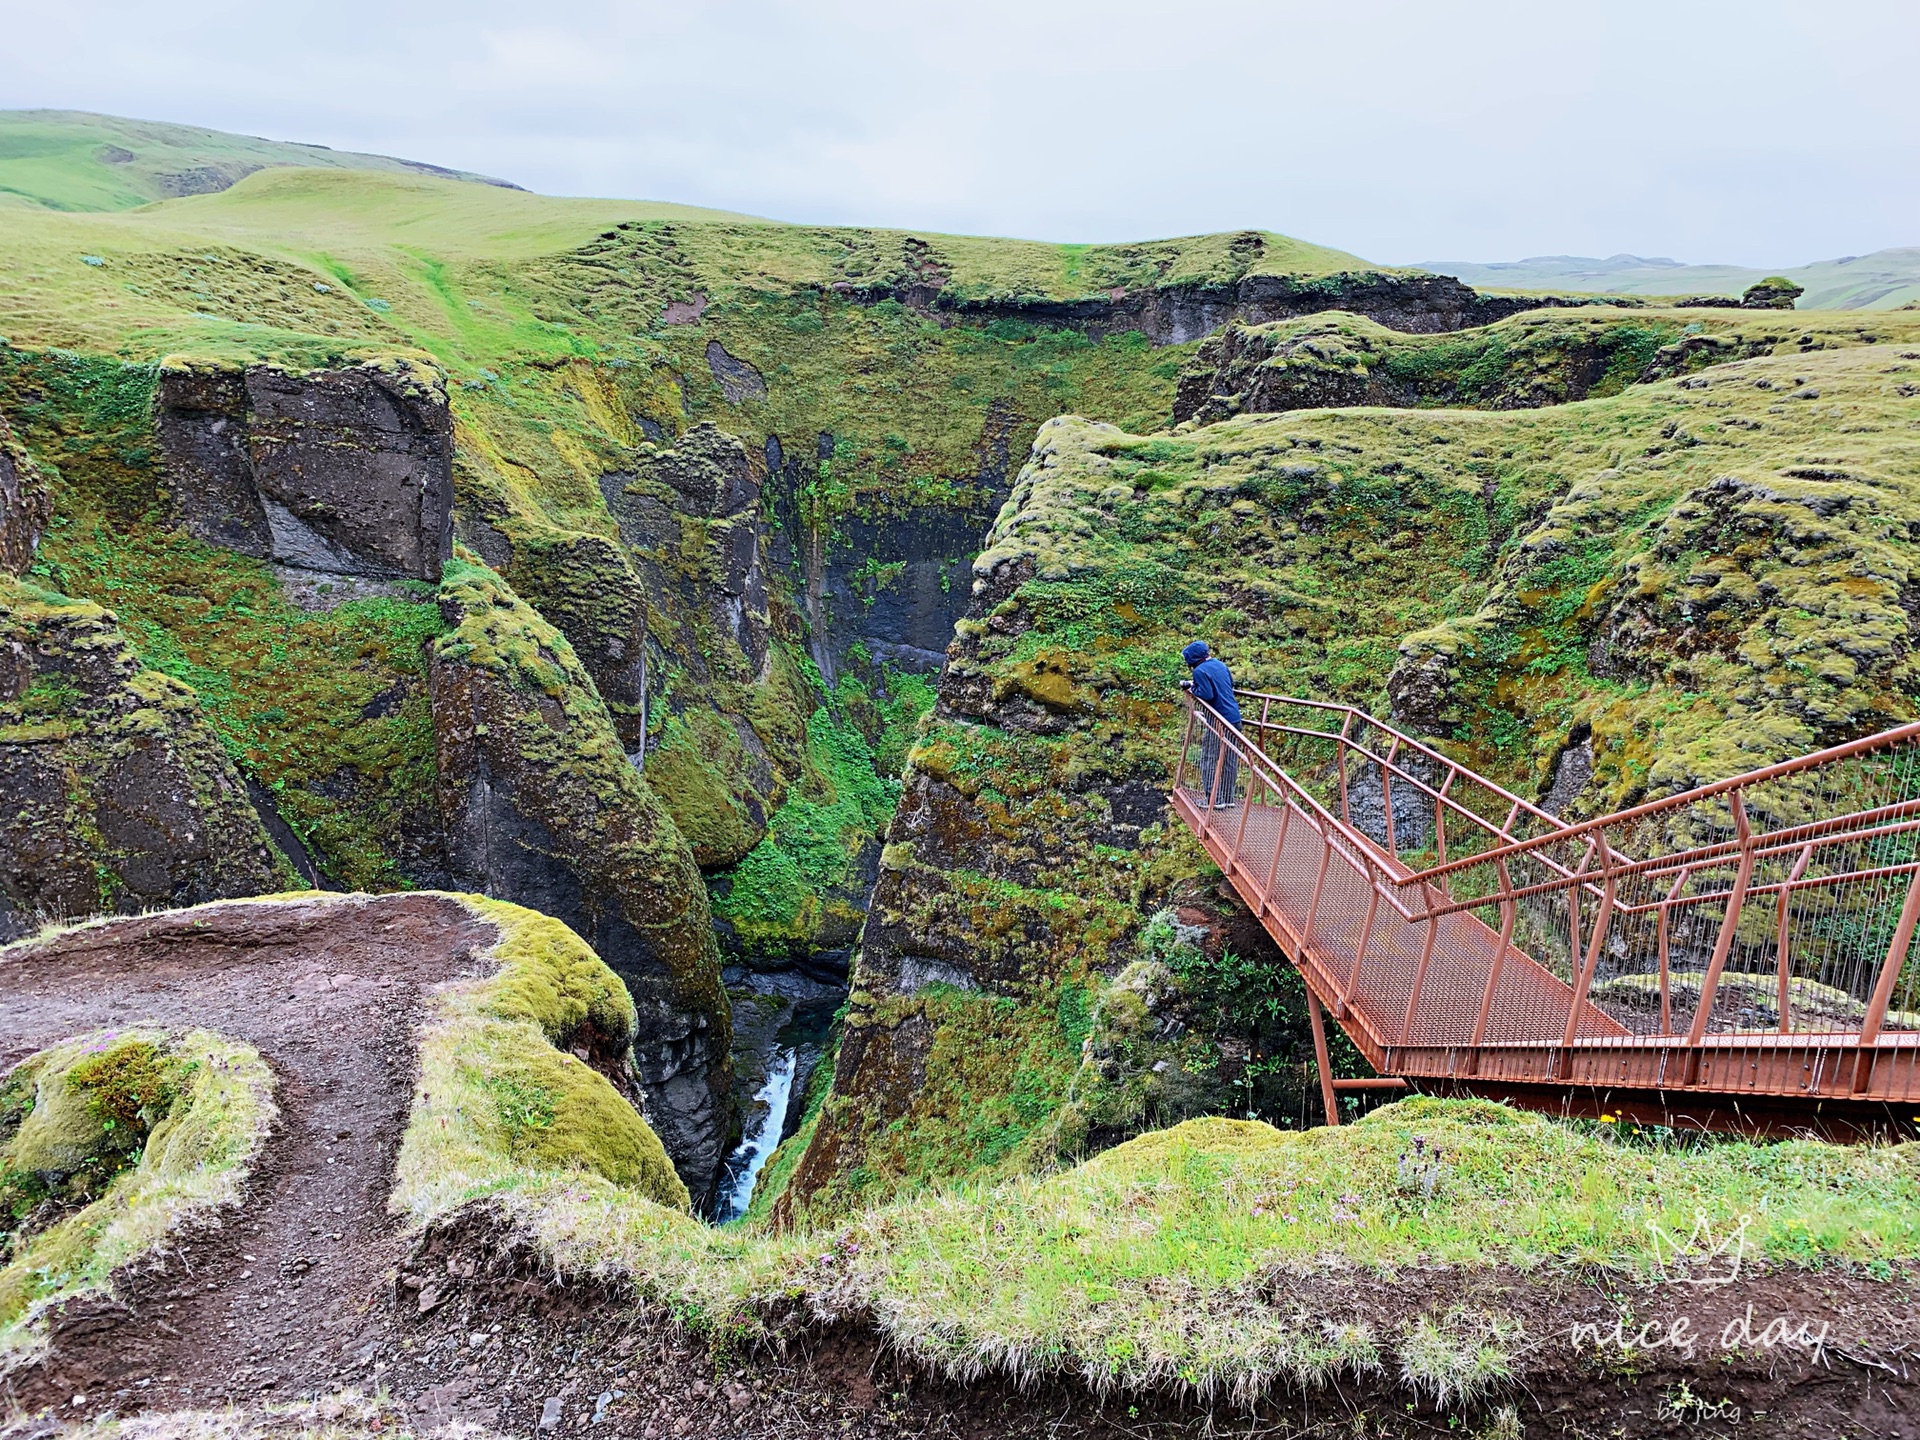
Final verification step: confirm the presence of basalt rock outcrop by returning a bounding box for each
[802,229,1592,344]
[1171,309,1894,425]
[763,407,1020,687]
[427,562,734,1201]
[156,359,454,579]
[0,410,52,575]
[0,574,289,940]
[937,267,1545,345]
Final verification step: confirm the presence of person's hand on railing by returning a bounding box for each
[1179,679,1193,693]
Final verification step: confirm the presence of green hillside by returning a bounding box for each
[1423,248,1920,310]
[0,108,541,211]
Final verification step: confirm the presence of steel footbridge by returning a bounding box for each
[1171,693,1920,1136]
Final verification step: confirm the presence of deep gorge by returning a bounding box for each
[4,126,1919,1434]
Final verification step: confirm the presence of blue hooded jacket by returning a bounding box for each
[1184,645,1240,726]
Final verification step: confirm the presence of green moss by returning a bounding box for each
[1183,308,1919,422]
[0,1029,275,1370]
[472,1039,673,1189]
[710,697,900,956]
[396,894,689,1217]
[643,713,757,867]
[0,349,449,890]
[465,902,640,1043]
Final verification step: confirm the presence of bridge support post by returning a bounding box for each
[1307,989,1340,1127]
[1854,863,1920,1094]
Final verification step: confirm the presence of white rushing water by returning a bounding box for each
[719,1047,797,1222]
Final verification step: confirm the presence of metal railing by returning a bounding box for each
[1170,690,1920,1129]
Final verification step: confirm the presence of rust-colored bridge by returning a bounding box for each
[1172,693,1920,1137]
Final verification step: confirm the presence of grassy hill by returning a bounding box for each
[0,109,542,212]
[1422,248,1920,310]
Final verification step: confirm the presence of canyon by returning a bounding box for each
[2,112,1918,1439]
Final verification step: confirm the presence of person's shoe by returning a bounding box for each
[1213,801,1237,810]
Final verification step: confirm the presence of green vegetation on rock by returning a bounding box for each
[402,1089,1920,1403]
[711,693,907,958]
[397,895,690,1216]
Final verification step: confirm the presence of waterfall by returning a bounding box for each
[716,1048,797,1222]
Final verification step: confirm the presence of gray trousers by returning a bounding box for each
[1197,715,1240,806]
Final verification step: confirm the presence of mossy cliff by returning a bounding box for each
[0,409,52,573]
[0,572,289,938]
[1175,307,1916,423]
[778,324,1920,1217]
[0,400,277,937]
[1,346,451,893]
[429,562,732,1201]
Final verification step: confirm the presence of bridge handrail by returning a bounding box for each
[1179,696,1428,926]
[1229,690,1920,891]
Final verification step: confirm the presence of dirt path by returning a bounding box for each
[0,893,496,1418]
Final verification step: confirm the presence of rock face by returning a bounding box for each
[0,410,52,575]
[598,424,799,869]
[764,406,1020,688]
[804,233,1572,344]
[939,267,1534,344]
[0,575,289,941]
[427,562,734,1202]
[1171,310,1837,425]
[157,360,453,580]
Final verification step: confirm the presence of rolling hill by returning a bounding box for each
[1421,247,1920,309]
[0,108,529,211]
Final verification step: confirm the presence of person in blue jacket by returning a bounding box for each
[1181,641,1240,808]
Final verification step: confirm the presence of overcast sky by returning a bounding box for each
[4,0,1914,266]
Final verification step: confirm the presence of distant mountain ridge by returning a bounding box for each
[0,109,523,212]
[1420,249,1920,310]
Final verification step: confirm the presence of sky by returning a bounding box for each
[2,0,1915,266]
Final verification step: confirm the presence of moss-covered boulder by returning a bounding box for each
[0,574,289,940]
[427,561,733,1201]
[1742,276,1804,310]
[1,1028,274,1370]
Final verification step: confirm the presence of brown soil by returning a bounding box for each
[375,1212,1920,1440]
[4,894,1917,1440]
[0,894,495,1418]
